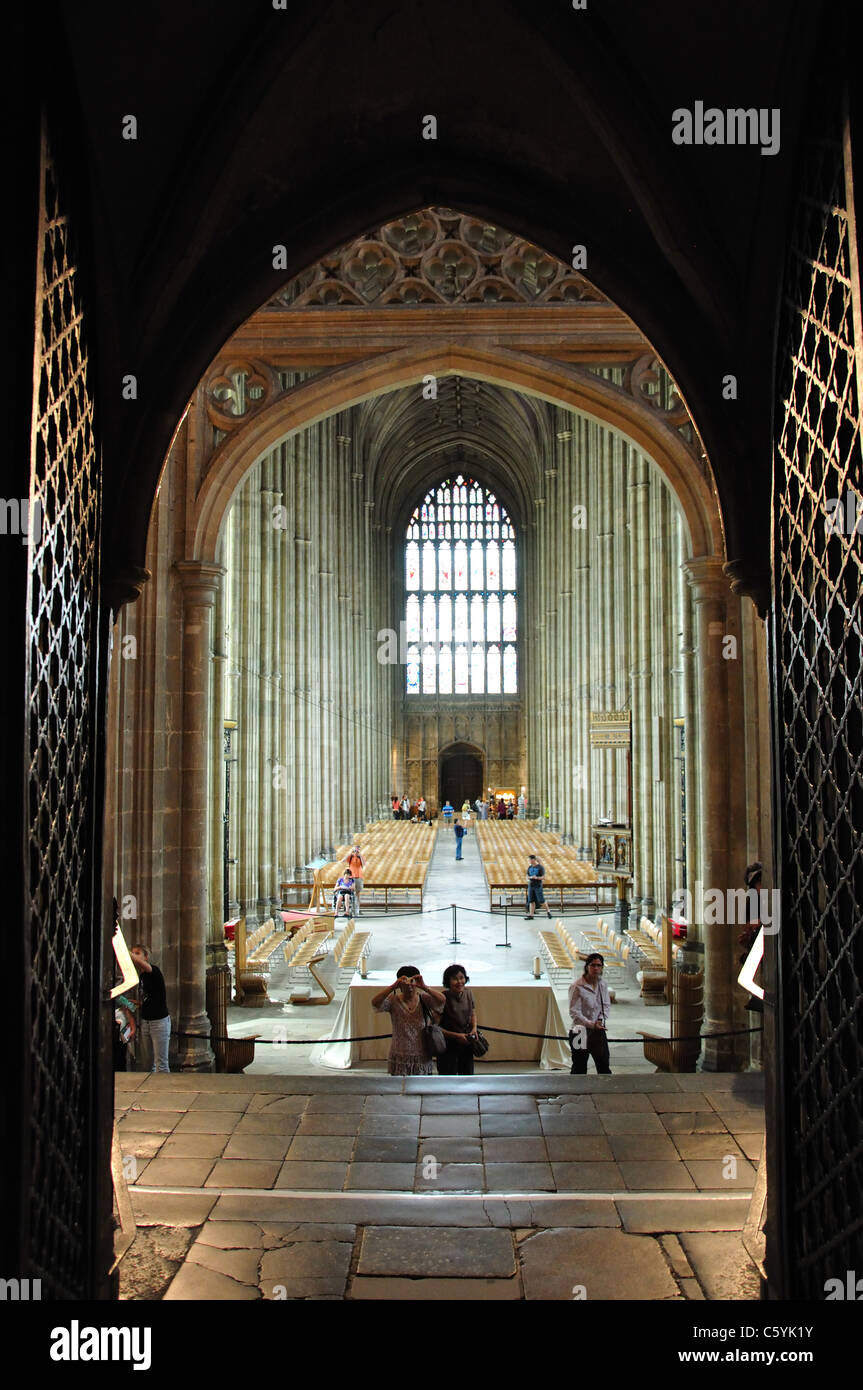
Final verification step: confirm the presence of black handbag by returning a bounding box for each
[421,999,447,1056]
[471,1030,489,1058]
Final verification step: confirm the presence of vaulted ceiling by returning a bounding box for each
[355,376,549,532]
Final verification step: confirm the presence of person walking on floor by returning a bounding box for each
[345,845,365,915]
[568,952,612,1074]
[524,853,552,919]
[371,966,446,1076]
[442,799,454,828]
[436,964,478,1076]
[454,817,467,860]
[130,943,172,1073]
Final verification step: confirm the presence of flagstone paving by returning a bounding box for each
[118,1071,764,1300]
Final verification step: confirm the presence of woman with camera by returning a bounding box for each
[371,967,445,1076]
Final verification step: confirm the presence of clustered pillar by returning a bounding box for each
[217,410,391,926]
[524,403,687,914]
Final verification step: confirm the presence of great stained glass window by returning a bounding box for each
[405,476,517,694]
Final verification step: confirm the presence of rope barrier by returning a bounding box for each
[171,1023,763,1048]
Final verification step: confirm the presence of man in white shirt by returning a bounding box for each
[568,953,612,1074]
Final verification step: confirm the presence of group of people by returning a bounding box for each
[391,794,428,821]
[394,792,530,822]
[113,943,172,1074]
[369,954,614,1077]
[371,963,481,1075]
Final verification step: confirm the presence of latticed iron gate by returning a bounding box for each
[772,88,863,1297]
[23,120,107,1299]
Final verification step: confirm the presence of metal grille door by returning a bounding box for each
[25,125,103,1298]
[774,102,863,1298]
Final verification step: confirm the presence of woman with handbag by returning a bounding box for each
[371,966,445,1076]
[436,964,485,1076]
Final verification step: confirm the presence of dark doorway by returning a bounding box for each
[440,744,484,810]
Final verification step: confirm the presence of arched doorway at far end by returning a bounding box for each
[440,743,484,810]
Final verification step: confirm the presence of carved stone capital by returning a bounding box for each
[723,558,770,618]
[683,554,729,605]
[174,559,226,608]
[105,565,151,619]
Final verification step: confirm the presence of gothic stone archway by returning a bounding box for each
[439,742,485,811]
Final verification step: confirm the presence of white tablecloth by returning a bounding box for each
[311,978,571,1070]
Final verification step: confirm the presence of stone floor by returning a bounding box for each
[117,1070,765,1300]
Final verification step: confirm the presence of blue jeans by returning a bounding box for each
[456,838,464,860]
[141,1015,171,1072]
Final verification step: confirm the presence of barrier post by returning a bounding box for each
[497,899,511,948]
[449,903,461,945]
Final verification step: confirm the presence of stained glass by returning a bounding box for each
[406,542,419,591]
[406,594,420,642]
[438,595,452,642]
[407,648,420,693]
[503,594,517,641]
[454,594,469,643]
[438,644,453,693]
[422,594,437,643]
[503,644,517,692]
[405,476,517,694]
[454,540,468,589]
[454,645,469,692]
[486,541,499,589]
[438,541,452,590]
[502,540,516,589]
[422,644,436,693]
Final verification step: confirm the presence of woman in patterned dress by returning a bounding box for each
[371,966,446,1076]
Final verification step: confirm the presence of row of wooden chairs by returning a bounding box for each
[537,920,578,981]
[332,920,372,978]
[244,917,289,967]
[579,917,634,970]
[316,821,438,893]
[476,822,602,908]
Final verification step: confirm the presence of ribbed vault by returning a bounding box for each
[355,376,550,531]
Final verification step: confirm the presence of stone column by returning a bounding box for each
[629,457,654,917]
[684,555,743,1071]
[174,559,225,1071]
[259,475,278,920]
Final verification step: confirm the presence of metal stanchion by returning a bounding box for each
[449,902,461,945]
[497,898,512,947]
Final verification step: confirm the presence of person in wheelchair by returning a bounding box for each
[332,871,356,917]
